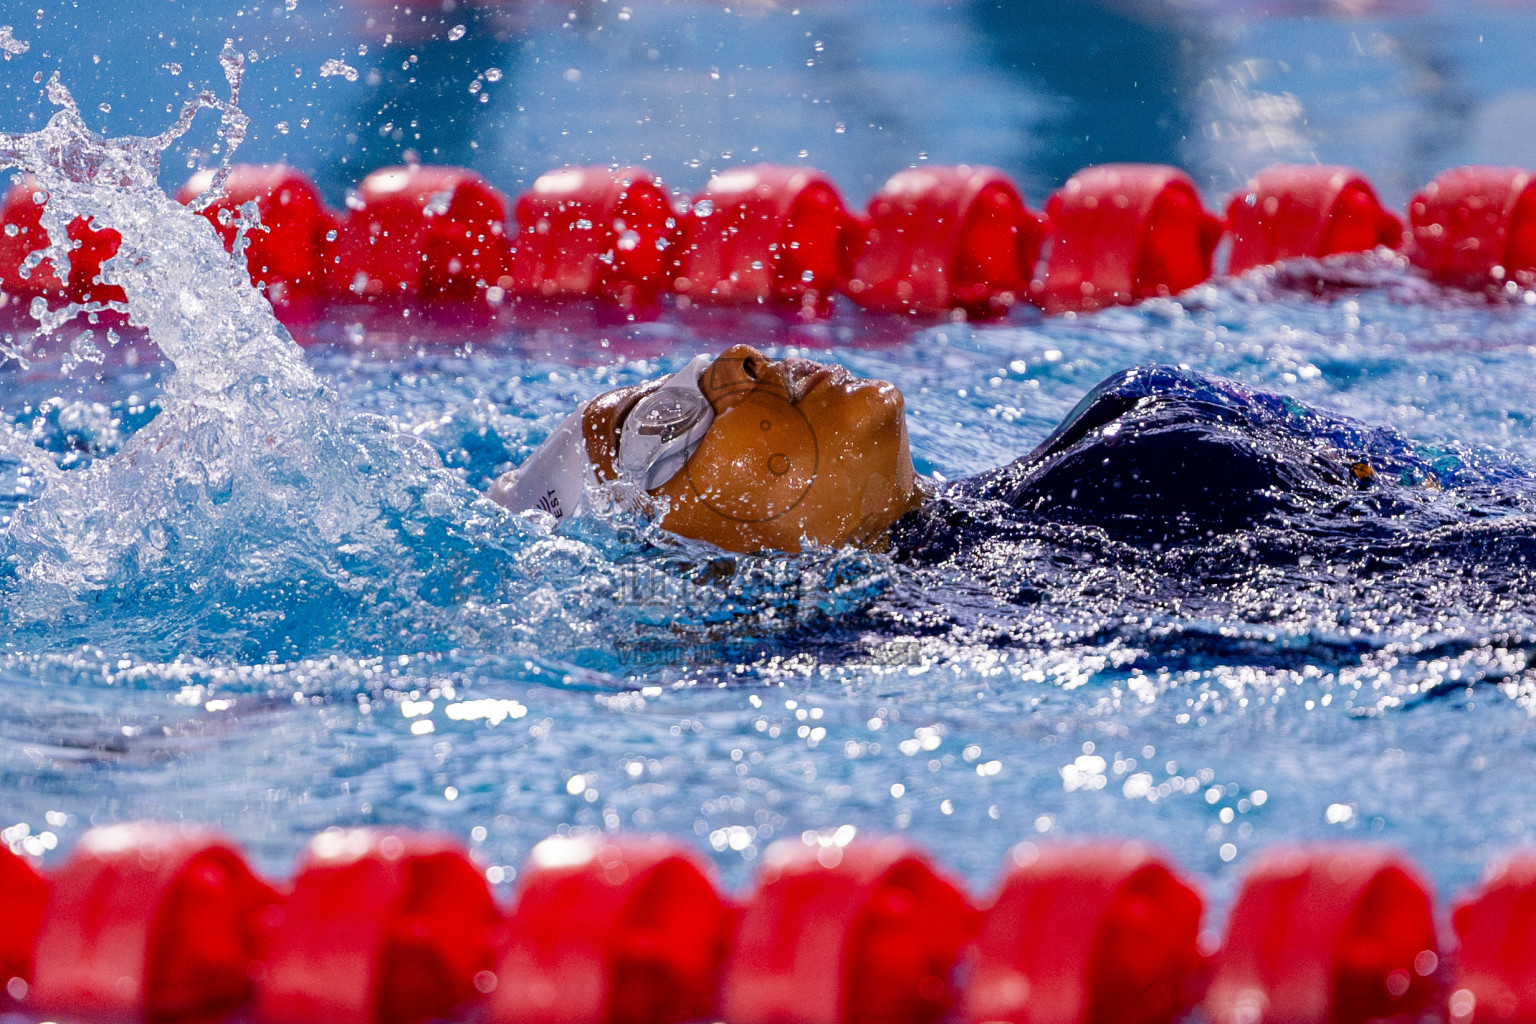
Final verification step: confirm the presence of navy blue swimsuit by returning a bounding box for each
[890,365,1536,575]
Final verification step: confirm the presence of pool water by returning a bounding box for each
[6,0,1536,928]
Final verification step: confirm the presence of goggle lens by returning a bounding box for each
[615,355,717,490]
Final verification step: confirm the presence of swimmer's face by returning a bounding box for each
[590,345,919,553]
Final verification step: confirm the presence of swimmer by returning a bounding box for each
[491,344,921,553]
[492,348,1480,559]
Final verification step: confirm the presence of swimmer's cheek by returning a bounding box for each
[654,491,781,554]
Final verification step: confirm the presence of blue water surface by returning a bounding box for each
[5,0,1536,928]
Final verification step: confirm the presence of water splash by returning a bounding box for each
[0,50,531,653]
[0,56,864,669]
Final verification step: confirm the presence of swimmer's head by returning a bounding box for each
[493,345,919,553]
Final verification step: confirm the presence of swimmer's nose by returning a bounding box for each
[701,345,834,406]
[701,344,769,407]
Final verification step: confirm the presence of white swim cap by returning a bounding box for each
[487,403,595,521]
[490,355,717,521]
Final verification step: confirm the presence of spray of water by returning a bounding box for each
[0,44,891,673]
[0,43,537,654]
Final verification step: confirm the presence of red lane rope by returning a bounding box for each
[0,822,1525,1024]
[1,161,1530,333]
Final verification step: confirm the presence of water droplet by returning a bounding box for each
[447,24,467,41]
[0,26,31,59]
[319,58,359,82]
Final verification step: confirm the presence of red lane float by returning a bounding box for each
[0,176,126,307]
[27,158,1536,332]
[1448,852,1536,1023]
[0,846,49,1004]
[959,840,1205,1024]
[507,166,675,309]
[1205,846,1438,1024]
[1037,163,1223,314]
[846,165,1046,318]
[673,164,859,314]
[328,165,511,304]
[720,835,976,1024]
[25,822,277,1023]
[487,834,732,1024]
[177,165,338,313]
[253,827,499,1024]
[1405,165,1536,288]
[1226,165,1403,276]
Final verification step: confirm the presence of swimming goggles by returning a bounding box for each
[614,354,716,490]
[489,354,716,520]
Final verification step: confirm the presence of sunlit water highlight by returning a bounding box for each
[4,69,1536,922]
